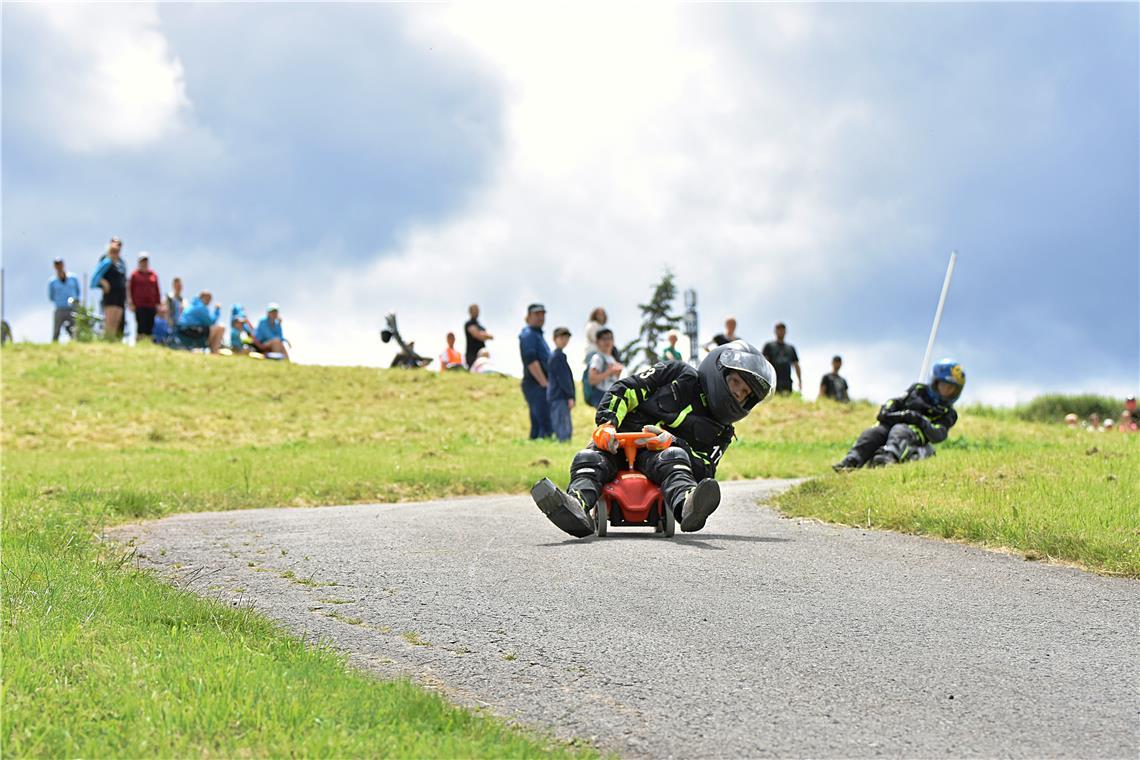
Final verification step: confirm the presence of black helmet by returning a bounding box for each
[698,340,776,423]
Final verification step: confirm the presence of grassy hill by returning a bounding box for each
[3,344,1136,756]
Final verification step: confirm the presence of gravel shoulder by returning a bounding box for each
[110,480,1139,759]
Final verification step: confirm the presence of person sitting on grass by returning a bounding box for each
[176,290,224,353]
[229,304,256,353]
[152,303,172,346]
[833,359,966,471]
[531,341,777,537]
[255,303,289,360]
[439,332,465,371]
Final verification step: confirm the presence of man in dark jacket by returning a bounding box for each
[532,341,776,537]
[834,359,966,470]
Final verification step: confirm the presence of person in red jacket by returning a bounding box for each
[128,252,162,338]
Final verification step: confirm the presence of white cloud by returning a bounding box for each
[11,3,189,152]
[283,6,919,381]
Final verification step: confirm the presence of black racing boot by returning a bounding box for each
[868,451,898,468]
[531,478,594,538]
[832,455,861,472]
[679,479,721,533]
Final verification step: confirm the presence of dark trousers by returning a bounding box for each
[568,444,699,519]
[135,307,156,336]
[550,398,572,442]
[523,382,553,439]
[52,307,74,341]
[844,423,935,465]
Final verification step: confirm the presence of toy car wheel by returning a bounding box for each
[661,503,675,538]
[595,499,608,538]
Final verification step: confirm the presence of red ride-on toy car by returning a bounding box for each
[594,431,675,538]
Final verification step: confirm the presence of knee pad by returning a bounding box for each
[656,446,693,475]
[571,448,609,478]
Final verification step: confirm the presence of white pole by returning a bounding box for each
[919,251,957,381]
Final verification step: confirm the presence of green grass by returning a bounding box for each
[2,344,596,758]
[3,343,1137,755]
[777,431,1139,576]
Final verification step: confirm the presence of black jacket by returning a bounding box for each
[876,383,958,445]
[596,361,733,478]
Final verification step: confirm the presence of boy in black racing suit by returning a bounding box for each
[833,359,966,470]
[532,341,777,537]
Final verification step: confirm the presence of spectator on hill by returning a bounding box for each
[166,277,187,326]
[1122,397,1137,431]
[662,330,683,361]
[1103,418,1115,431]
[762,322,801,394]
[439,332,465,371]
[583,307,609,362]
[1119,410,1135,433]
[152,303,172,345]
[819,355,850,402]
[229,304,255,352]
[91,238,127,339]
[255,303,289,360]
[704,316,740,351]
[587,328,624,400]
[128,252,162,339]
[519,303,552,439]
[464,304,493,368]
[1064,413,1080,428]
[471,348,502,375]
[49,257,81,342]
[177,290,224,352]
[1086,412,1102,432]
[547,327,575,442]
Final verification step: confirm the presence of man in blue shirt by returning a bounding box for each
[518,303,553,439]
[177,290,225,352]
[49,258,81,341]
[546,326,575,442]
[254,303,289,360]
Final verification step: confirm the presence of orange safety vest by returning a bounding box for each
[442,346,463,367]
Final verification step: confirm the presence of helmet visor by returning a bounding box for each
[719,347,775,406]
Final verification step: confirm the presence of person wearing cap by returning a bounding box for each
[48,258,81,341]
[519,303,553,439]
[128,252,162,338]
[255,303,289,360]
[546,327,575,442]
[229,304,256,352]
[90,237,127,339]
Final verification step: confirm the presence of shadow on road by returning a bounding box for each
[536,533,792,549]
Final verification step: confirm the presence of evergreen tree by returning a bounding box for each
[619,271,683,372]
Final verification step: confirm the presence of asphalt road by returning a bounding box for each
[110,480,1138,758]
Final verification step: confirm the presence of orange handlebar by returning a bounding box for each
[612,431,671,468]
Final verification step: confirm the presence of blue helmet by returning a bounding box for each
[928,359,966,405]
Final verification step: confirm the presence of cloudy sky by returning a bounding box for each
[3,3,1137,404]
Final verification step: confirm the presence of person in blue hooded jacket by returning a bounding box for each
[177,290,225,353]
[254,303,289,360]
[228,304,257,353]
[833,360,966,470]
